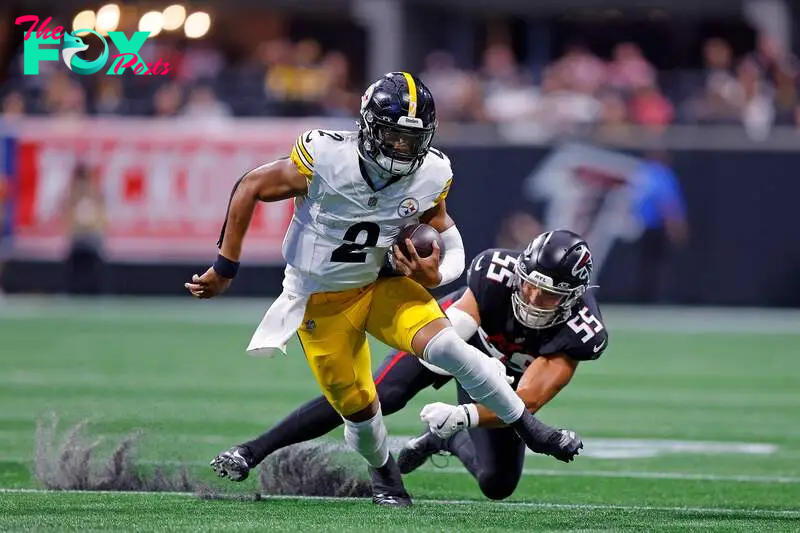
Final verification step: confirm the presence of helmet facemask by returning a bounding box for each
[511,264,586,329]
[359,112,435,177]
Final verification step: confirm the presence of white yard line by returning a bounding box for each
[430,467,800,484]
[0,488,798,517]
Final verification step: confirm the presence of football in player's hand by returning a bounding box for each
[395,223,445,258]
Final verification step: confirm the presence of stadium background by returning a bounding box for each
[1,1,799,531]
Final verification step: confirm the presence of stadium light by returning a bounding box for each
[95,4,120,35]
[162,5,187,31]
[139,10,164,37]
[184,11,210,39]
[72,10,96,37]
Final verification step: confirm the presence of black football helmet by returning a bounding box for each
[512,230,594,329]
[358,72,437,176]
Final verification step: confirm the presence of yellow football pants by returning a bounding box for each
[297,276,445,417]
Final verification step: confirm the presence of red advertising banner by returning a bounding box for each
[11,118,324,263]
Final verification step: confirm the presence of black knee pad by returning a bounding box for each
[478,473,518,501]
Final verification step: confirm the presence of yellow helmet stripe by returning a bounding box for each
[401,72,417,118]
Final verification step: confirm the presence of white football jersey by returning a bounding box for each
[282,129,453,295]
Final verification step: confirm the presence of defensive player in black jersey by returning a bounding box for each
[396,229,606,499]
[211,229,605,500]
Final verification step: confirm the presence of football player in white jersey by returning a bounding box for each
[186,72,581,506]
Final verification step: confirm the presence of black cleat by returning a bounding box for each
[210,445,254,482]
[551,429,583,463]
[397,429,446,474]
[512,411,583,463]
[369,454,412,506]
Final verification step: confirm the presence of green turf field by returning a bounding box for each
[1,297,799,531]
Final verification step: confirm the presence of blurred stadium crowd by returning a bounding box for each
[1,1,798,306]
[1,5,798,140]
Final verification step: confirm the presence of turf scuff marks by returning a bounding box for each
[34,414,200,494]
[260,442,372,498]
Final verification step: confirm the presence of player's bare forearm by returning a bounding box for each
[395,200,461,288]
[219,192,257,262]
[419,199,454,232]
[474,354,578,428]
[219,159,307,261]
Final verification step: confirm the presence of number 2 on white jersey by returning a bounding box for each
[330,222,380,263]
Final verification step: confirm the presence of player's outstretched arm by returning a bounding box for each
[473,354,578,427]
[185,159,307,299]
[420,354,578,432]
[218,159,308,262]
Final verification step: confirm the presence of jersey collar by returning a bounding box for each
[358,157,403,192]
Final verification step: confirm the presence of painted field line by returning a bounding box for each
[0,488,798,517]
[429,466,800,484]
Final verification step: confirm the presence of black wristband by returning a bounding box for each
[213,254,240,279]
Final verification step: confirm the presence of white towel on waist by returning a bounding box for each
[246,290,309,357]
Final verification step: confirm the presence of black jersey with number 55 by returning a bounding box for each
[441,248,608,384]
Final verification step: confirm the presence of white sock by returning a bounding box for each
[423,327,525,424]
[343,407,390,468]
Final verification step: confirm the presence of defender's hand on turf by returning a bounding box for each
[184,266,232,299]
[393,239,442,288]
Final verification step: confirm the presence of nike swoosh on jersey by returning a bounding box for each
[593,339,606,353]
[474,256,484,271]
